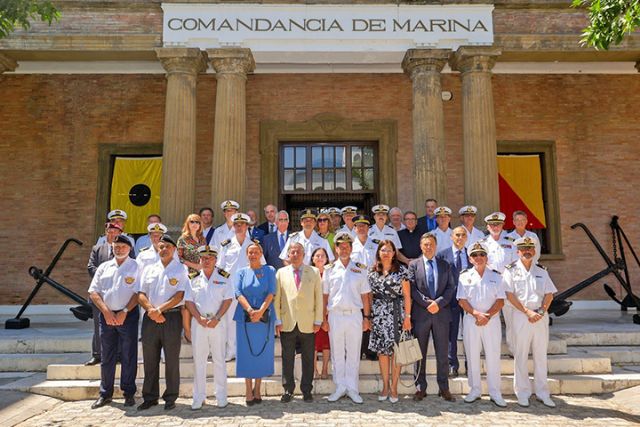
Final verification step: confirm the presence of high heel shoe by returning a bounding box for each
[378,392,389,402]
[389,395,399,404]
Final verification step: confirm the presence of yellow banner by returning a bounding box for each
[110,157,162,234]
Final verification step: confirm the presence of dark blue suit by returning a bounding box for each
[249,226,267,244]
[262,230,288,270]
[409,257,455,392]
[417,215,437,234]
[437,246,470,371]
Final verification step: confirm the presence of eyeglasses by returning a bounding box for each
[278,218,289,222]
[317,218,329,222]
[405,218,417,221]
[453,233,466,237]
[470,253,487,258]
[189,220,201,224]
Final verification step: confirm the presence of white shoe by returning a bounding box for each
[490,396,507,408]
[217,398,228,408]
[537,395,556,408]
[328,386,347,402]
[347,390,363,404]
[464,392,481,403]
[191,400,204,410]
[377,393,388,402]
[517,396,530,407]
[389,396,399,404]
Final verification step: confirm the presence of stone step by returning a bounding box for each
[552,331,640,346]
[0,353,86,372]
[45,350,611,381]
[28,372,640,401]
[571,346,640,365]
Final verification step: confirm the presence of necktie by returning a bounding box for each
[455,249,462,271]
[279,233,285,250]
[294,268,301,290]
[427,259,436,298]
[270,223,275,233]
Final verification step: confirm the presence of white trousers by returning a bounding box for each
[225,299,238,358]
[502,304,515,354]
[191,318,227,403]
[512,310,551,400]
[328,311,362,393]
[463,314,503,399]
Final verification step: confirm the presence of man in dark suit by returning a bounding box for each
[257,203,278,235]
[262,210,290,270]
[417,198,438,234]
[409,232,456,402]
[247,209,267,244]
[436,226,470,378]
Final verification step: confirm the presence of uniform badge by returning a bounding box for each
[351,268,362,273]
[217,268,230,278]
[124,276,135,285]
[501,244,512,249]
[169,278,179,286]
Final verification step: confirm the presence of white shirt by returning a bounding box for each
[136,245,179,272]
[96,233,137,256]
[482,233,518,273]
[139,258,189,308]
[279,230,335,265]
[506,229,542,263]
[88,257,140,311]
[463,226,485,248]
[392,223,407,231]
[368,224,403,249]
[432,227,452,251]
[351,237,378,268]
[456,267,506,313]
[211,223,234,250]
[322,259,371,312]
[135,234,151,254]
[217,235,266,278]
[337,224,356,237]
[185,269,234,319]
[503,260,557,310]
[202,226,213,243]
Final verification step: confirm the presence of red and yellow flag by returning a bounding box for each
[498,155,546,230]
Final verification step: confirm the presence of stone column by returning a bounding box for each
[450,46,502,219]
[207,48,255,211]
[402,49,451,210]
[0,53,18,73]
[156,48,207,234]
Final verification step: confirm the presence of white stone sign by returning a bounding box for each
[162,3,494,52]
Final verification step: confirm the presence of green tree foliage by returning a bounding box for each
[573,0,640,49]
[0,0,59,39]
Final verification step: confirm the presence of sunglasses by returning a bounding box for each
[317,218,329,222]
[189,220,201,224]
[470,253,487,258]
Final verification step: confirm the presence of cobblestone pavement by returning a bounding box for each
[15,394,640,427]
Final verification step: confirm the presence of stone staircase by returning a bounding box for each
[1,311,639,400]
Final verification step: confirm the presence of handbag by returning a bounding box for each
[394,330,423,366]
[243,308,271,358]
[244,309,269,324]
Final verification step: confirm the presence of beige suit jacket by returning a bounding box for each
[275,264,323,334]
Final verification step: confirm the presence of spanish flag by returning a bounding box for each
[498,155,546,230]
[110,157,162,234]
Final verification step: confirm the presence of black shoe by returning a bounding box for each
[91,397,111,409]
[137,400,158,411]
[164,401,176,410]
[303,393,313,402]
[124,396,135,407]
[84,357,101,366]
[449,367,459,378]
[281,392,294,403]
[246,399,255,406]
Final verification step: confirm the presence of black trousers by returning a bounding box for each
[99,307,139,398]
[413,316,450,392]
[90,301,101,358]
[448,303,462,370]
[280,325,315,394]
[141,310,182,404]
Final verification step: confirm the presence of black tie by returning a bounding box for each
[455,249,462,271]
[427,260,436,298]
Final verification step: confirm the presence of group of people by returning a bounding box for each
[86,198,557,411]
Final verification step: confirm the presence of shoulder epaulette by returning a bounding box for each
[355,262,367,270]
[372,238,380,244]
[140,246,151,252]
[536,263,547,271]
[289,231,299,238]
[460,268,471,274]
[217,267,230,278]
[505,262,517,269]
[325,262,334,269]
[221,239,231,247]
[492,269,502,275]
[504,236,515,241]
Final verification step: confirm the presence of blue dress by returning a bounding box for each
[233,265,276,379]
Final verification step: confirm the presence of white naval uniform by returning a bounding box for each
[350,237,378,268]
[279,230,335,265]
[136,246,179,272]
[186,269,234,405]
[97,233,137,256]
[456,267,506,400]
[88,257,141,311]
[503,260,557,400]
[139,259,189,308]
[337,224,356,237]
[506,230,541,263]
[217,235,266,359]
[368,224,402,249]
[135,235,151,255]
[322,260,371,393]
[432,227,453,251]
[463,226,485,248]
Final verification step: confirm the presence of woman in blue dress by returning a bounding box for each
[234,241,276,406]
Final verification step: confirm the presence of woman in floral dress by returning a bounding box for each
[177,213,206,342]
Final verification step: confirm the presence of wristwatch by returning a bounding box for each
[536,308,546,315]
[123,307,129,314]
[363,315,372,320]
[214,314,222,321]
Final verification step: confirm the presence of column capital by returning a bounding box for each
[402,49,450,78]
[449,46,501,74]
[0,53,18,73]
[207,48,255,75]
[156,48,208,75]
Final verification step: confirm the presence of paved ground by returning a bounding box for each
[8,391,640,427]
